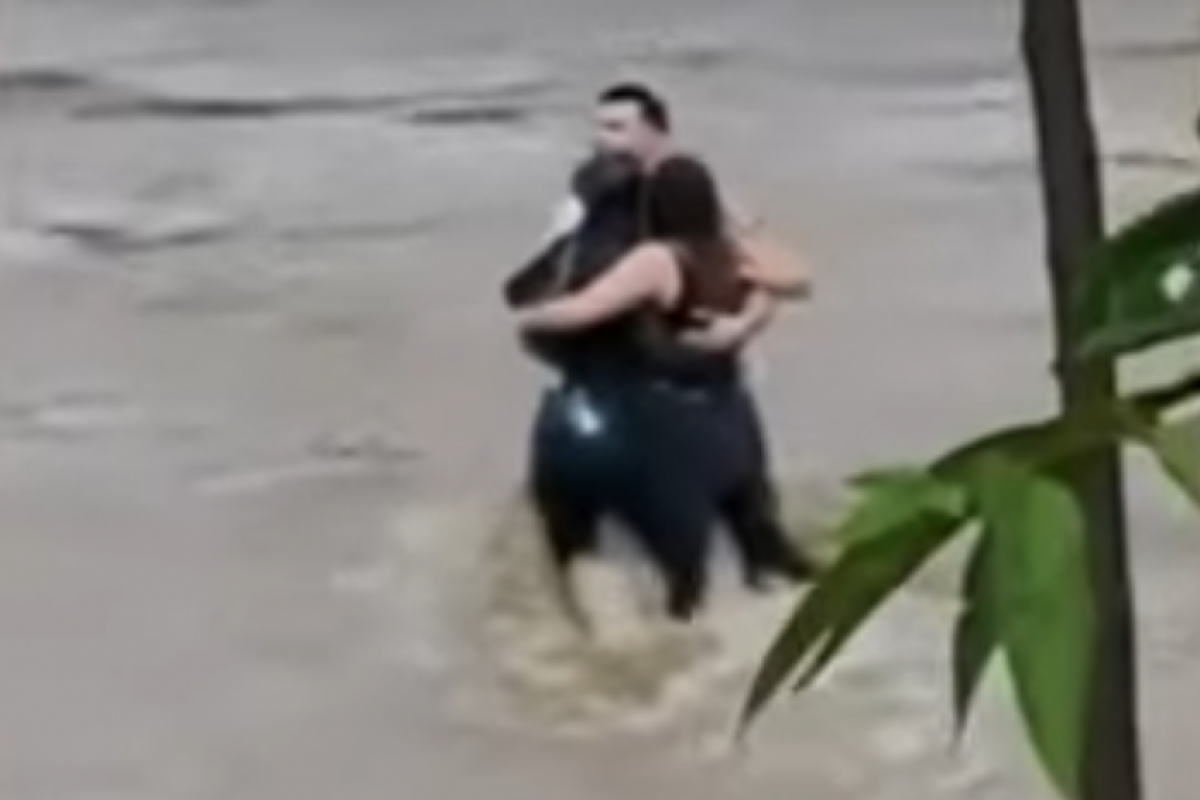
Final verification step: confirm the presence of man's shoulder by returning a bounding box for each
[532,194,584,248]
[548,195,585,236]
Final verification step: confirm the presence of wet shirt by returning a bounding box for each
[527,160,756,390]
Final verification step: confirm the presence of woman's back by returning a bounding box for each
[639,152,753,390]
[640,244,748,388]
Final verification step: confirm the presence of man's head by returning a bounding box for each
[592,82,672,166]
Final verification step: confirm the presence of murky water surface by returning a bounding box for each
[1,1,1196,798]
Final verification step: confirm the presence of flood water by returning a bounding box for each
[1,1,1197,798]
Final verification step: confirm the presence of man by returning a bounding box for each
[523,82,814,593]
[541,83,673,242]
[546,82,808,348]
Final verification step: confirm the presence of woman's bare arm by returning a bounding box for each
[678,288,776,352]
[516,244,675,332]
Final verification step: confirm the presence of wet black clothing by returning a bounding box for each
[505,153,811,618]
[657,249,815,587]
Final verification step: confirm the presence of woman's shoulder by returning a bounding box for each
[618,242,684,305]
[626,241,677,267]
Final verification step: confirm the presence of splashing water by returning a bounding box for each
[344,485,1044,800]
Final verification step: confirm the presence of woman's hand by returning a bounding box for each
[678,288,777,352]
[515,305,560,331]
[736,232,812,300]
[514,307,540,330]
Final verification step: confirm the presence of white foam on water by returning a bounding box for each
[359,494,795,739]
[349,492,1035,798]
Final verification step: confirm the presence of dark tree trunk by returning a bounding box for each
[1020,1,1143,799]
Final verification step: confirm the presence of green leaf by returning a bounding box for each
[933,418,1070,478]
[790,508,967,692]
[1074,187,1200,361]
[739,473,969,735]
[970,457,1093,799]
[1111,375,1200,510]
[845,467,970,536]
[1132,370,1200,418]
[850,466,931,490]
[1141,411,1200,510]
[930,368,1200,483]
[951,535,999,741]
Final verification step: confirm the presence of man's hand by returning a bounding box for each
[723,194,813,301]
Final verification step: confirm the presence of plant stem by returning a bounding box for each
[1020,1,1144,799]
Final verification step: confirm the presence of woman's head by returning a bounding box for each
[644,154,725,244]
[645,155,744,311]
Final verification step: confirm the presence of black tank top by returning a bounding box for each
[636,246,745,388]
[547,302,660,387]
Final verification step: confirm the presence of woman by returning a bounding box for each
[516,154,813,614]
[640,235,816,590]
[511,152,718,621]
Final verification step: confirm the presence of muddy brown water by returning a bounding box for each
[1,1,1197,798]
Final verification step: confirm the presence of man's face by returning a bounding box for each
[592,100,661,163]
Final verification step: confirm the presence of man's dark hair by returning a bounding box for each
[596,82,671,133]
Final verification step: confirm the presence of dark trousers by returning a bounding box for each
[529,383,715,619]
[528,379,811,619]
[714,386,814,586]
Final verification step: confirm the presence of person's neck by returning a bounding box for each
[641,142,673,172]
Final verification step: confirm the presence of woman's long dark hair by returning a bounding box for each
[643,154,745,311]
